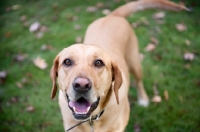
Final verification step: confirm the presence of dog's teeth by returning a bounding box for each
[86,107,90,113]
[73,106,90,114]
[73,107,76,112]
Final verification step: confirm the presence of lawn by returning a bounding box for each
[0,0,200,132]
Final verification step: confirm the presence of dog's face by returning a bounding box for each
[50,44,122,120]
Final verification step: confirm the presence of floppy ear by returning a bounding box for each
[50,56,59,99]
[111,62,122,105]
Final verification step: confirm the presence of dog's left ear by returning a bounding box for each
[50,56,59,99]
[111,62,122,105]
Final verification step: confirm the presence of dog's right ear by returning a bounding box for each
[50,56,59,99]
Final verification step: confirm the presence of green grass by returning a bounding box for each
[0,0,200,131]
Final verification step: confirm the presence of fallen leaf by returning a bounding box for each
[131,22,138,28]
[23,21,29,27]
[145,43,156,52]
[52,15,58,21]
[52,3,58,9]
[184,63,191,69]
[96,2,104,8]
[183,52,195,61]
[179,96,183,104]
[153,83,159,95]
[39,25,49,32]
[4,32,12,38]
[102,9,111,15]
[139,53,145,61]
[176,23,187,32]
[134,124,141,132]
[6,7,11,12]
[75,36,83,43]
[74,24,81,30]
[21,77,28,84]
[151,95,162,103]
[10,96,19,103]
[185,39,191,46]
[16,82,23,89]
[20,15,27,22]
[153,11,165,19]
[29,22,41,32]
[14,54,27,62]
[150,37,159,45]
[40,44,54,51]
[36,32,44,39]
[11,5,21,10]
[25,106,35,112]
[33,56,48,70]
[72,16,79,21]
[0,71,7,84]
[86,6,97,12]
[164,90,169,101]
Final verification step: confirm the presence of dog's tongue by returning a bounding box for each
[69,98,90,112]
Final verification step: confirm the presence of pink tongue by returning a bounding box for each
[69,98,90,112]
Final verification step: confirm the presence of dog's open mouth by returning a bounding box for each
[67,96,100,120]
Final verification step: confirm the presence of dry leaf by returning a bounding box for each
[134,124,141,132]
[29,22,41,32]
[151,95,162,103]
[40,44,54,51]
[33,56,48,70]
[145,43,156,52]
[139,53,145,61]
[164,90,169,101]
[23,21,29,27]
[16,82,23,89]
[40,26,49,32]
[184,63,191,69]
[74,24,81,30]
[86,6,97,12]
[96,2,104,8]
[21,77,28,84]
[153,11,165,19]
[131,22,138,28]
[4,32,12,38]
[25,106,35,112]
[75,36,83,43]
[102,9,111,15]
[153,83,159,95]
[185,40,191,45]
[11,5,21,10]
[150,37,159,45]
[20,15,27,22]
[14,54,27,62]
[10,96,19,103]
[183,52,195,61]
[36,32,44,39]
[179,96,183,104]
[176,23,187,32]
[0,71,7,84]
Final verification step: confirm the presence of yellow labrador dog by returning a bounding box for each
[50,0,188,131]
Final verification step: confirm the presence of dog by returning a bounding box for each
[50,0,188,131]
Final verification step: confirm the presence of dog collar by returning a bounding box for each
[66,109,105,132]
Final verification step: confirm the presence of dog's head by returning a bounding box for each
[50,44,122,120]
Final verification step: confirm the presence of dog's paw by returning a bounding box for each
[138,99,149,107]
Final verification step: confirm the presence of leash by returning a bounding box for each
[66,109,105,132]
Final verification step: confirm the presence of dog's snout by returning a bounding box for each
[73,77,91,93]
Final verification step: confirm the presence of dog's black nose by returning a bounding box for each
[73,77,91,93]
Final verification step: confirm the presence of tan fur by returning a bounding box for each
[50,0,188,131]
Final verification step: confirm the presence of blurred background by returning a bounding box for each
[0,0,200,131]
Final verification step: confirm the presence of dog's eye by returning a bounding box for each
[94,59,105,68]
[63,59,73,66]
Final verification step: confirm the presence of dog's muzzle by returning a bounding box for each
[66,77,100,120]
